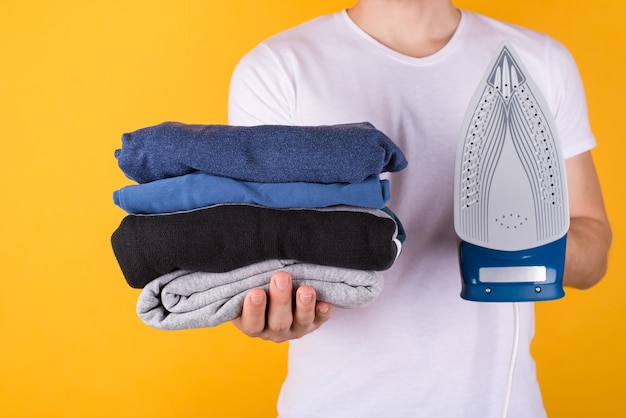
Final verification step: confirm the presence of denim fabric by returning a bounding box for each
[114,121,408,184]
[137,260,383,330]
[113,172,390,214]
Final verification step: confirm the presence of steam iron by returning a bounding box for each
[453,42,569,302]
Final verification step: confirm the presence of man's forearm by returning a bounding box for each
[563,216,612,289]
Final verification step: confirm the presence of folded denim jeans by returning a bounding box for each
[114,121,408,184]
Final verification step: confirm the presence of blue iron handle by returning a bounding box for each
[457,234,567,302]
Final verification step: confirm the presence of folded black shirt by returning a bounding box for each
[111,204,402,288]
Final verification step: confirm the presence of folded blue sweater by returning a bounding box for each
[113,172,390,214]
[114,122,408,184]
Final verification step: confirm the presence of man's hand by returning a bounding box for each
[232,271,333,342]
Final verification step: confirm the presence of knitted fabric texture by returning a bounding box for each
[137,259,383,330]
[111,204,402,289]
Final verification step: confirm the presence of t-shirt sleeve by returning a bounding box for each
[547,39,596,159]
[228,43,295,126]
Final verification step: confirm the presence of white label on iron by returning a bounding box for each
[479,266,547,283]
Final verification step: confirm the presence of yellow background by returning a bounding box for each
[0,1,623,417]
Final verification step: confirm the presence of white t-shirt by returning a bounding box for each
[228,9,595,418]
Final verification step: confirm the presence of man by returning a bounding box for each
[228,1,612,416]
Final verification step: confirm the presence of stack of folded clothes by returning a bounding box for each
[111,121,408,330]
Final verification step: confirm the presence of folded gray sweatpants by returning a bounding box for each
[136,259,383,330]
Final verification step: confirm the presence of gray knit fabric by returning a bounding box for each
[136,259,383,330]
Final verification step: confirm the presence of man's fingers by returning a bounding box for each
[266,272,295,336]
[314,301,333,327]
[234,288,267,336]
[291,286,317,335]
[233,272,333,342]
[292,286,333,337]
